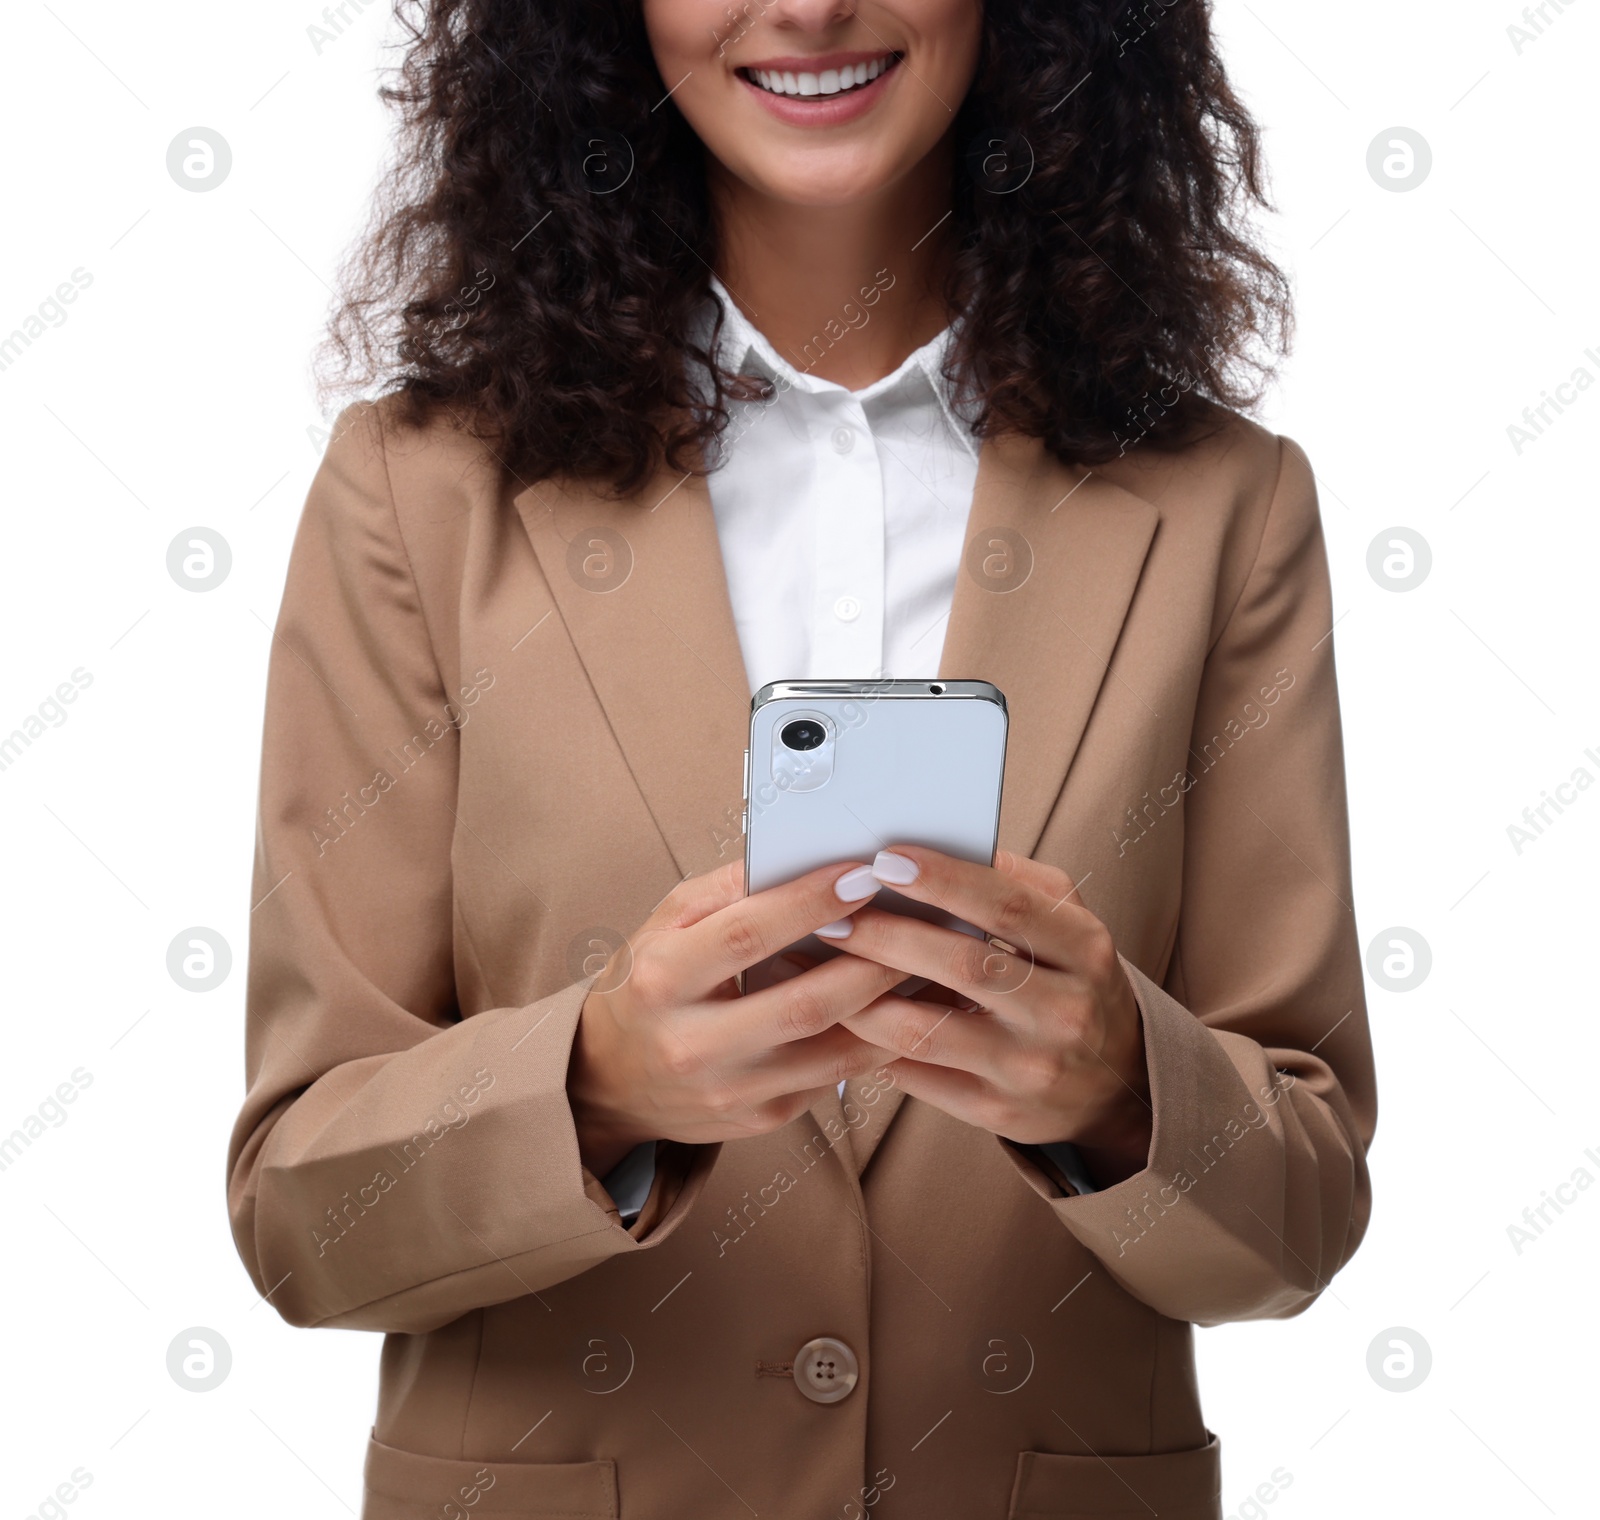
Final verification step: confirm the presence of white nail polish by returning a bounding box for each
[872,850,919,886]
[835,865,879,902]
[815,919,853,940]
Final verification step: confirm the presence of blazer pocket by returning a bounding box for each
[1007,1432,1221,1519]
[364,1435,619,1519]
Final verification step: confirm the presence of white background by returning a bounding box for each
[1,2,1596,1516]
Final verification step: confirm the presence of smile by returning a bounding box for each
[738,53,902,100]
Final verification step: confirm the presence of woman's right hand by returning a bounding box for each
[566,858,906,1178]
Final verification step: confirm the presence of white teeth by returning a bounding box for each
[748,55,893,98]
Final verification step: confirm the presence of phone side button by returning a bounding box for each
[742,749,749,801]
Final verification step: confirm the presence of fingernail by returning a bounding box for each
[815,919,854,940]
[872,850,919,885]
[835,865,880,902]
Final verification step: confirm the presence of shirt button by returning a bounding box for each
[793,1336,859,1404]
[833,595,862,622]
[830,425,856,454]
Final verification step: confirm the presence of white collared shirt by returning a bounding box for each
[597,282,1100,1218]
[698,273,981,694]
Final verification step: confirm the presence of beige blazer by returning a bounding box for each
[227,397,1376,1520]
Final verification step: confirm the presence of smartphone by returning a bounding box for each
[741,679,1008,995]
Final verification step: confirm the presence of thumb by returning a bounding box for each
[994,847,1077,904]
[654,856,745,929]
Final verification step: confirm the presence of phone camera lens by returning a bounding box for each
[780,719,826,752]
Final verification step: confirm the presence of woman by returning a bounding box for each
[228,2,1376,1516]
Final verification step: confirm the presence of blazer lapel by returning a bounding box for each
[513,466,751,884]
[939,432,1160,864]
[512,431,1159,1181]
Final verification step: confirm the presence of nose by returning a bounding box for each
[764,0,859,35]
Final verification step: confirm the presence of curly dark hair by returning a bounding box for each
[320,0,1293,496]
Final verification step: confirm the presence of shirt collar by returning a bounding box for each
[701,273,981,460]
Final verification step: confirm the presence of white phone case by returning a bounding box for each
[742,679,1008,994]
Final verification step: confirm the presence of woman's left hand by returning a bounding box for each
[819,845,1154,1187]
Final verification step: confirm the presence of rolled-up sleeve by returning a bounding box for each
[225,404,715,1335]
[999,434,1377,1325]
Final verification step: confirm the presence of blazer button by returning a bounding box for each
[793,1336,859,1404]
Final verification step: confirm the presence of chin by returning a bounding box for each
[743,149,903,209]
